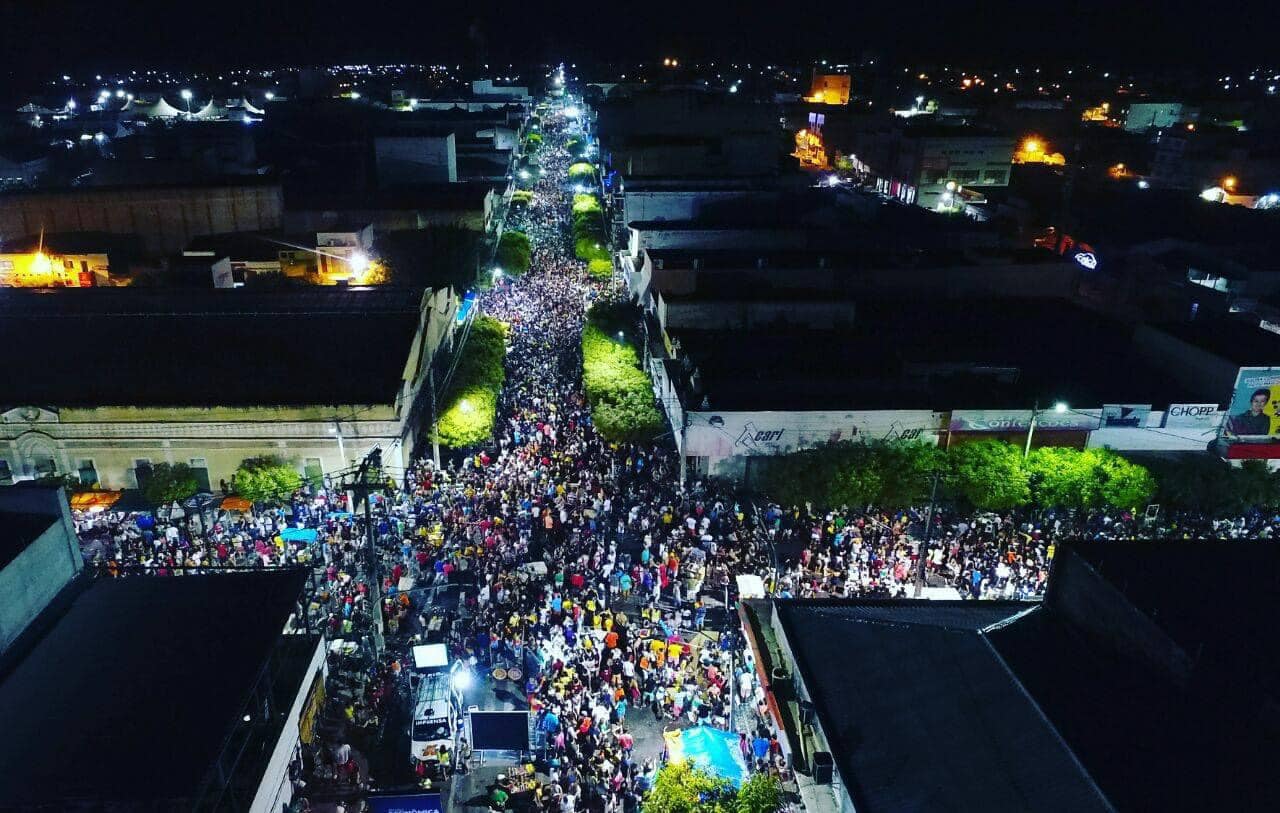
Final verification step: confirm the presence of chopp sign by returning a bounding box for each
[949,410,1100,432]
[1164,403,1220,427]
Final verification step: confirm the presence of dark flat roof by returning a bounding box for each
[0,569,308,806]
[0,288,422,406]
[671,298,1203,411]
[0,509,58,570]
[773,600,1110,813]
[990,600,1280,813]
[184,230,289,262]
[1062,540,1280,700]
[1,231,144,256]
[1152,317,1280,367]
[646,246,1062,271]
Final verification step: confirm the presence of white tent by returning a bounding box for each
[736,574,766,599]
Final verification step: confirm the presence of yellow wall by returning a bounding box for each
[0,251,109,287]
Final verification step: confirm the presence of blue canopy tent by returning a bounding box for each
[663,725,749,788]
[280,527,318,545]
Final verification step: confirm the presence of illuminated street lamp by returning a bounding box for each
[348,251,370,276]
[180,88,193,116]
[1025,400,1069,458]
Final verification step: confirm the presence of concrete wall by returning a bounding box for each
[0,486,82,653]
[0,417,404,491]
[0,184,283,255]
[248,638,325,813]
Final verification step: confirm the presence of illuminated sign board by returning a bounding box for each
[1074,251,1098,269]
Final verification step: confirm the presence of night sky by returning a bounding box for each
[0,0,1270,81]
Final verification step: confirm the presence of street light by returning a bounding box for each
[180,88,193,116]
[1024,400,1068,458]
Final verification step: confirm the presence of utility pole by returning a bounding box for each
[913,470,942,599]
[346,447,386,654]
[428,366,441,469]
[1024,400,1040,460]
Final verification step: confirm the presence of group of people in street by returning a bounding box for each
[68,98,1280,813]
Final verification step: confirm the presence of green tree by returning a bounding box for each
[734,773,783,813]
[588,258,613,279]
[948,440,1031,510]
[1149,456,1236,514]
[572,192,602,214]
[234,456,303,505]
[496,230,532,275]
[1232,459,1280,511]
[876,441,946,506]
[1025,447,1102,508]
[645,763,734,813]
[568,161,596,179]
[581,312,663,443]
[141,464,212,532]
[434,316,508,448]
[575,237,610,262]
[141,462,201,508]
[1095,450,1158,510]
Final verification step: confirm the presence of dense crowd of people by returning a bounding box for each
[68,100,1280,813]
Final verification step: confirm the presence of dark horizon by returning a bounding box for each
[1,0,1274,84]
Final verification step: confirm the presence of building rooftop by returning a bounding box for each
[0,509,58,570]
[0,231,144,256]
[758,540,1280,812]
[1152,316,1280,366]
[0,569,310,808]
[646,246,1064,272]
[285,181,493,212]
[184,230,289,262]
[669,298,1200,411]
[770,600,1110,813]
[0,288,423,407]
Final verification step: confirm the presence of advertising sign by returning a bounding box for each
[367,792,443,813]
[948,409,1099,432]
[1101,404,1152,428]
[1163,404,1221,429]
[1223,367,1280,437]
[684,410,945,457]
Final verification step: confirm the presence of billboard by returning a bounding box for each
[367,792,443,813]
[948,409,1099,432]
[1101,404,1152,428]
[1163,404,1221,429]
[1223,367,1280,438]
[684,410,945,457]
[469,710,530,751]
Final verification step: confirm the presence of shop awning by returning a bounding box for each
[220,496,253,513]
[70,490,124,511]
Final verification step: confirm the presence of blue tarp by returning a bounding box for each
[280,527,318,544]
[665,725,748,788]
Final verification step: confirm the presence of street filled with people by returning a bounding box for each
[69,96,1280,812]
